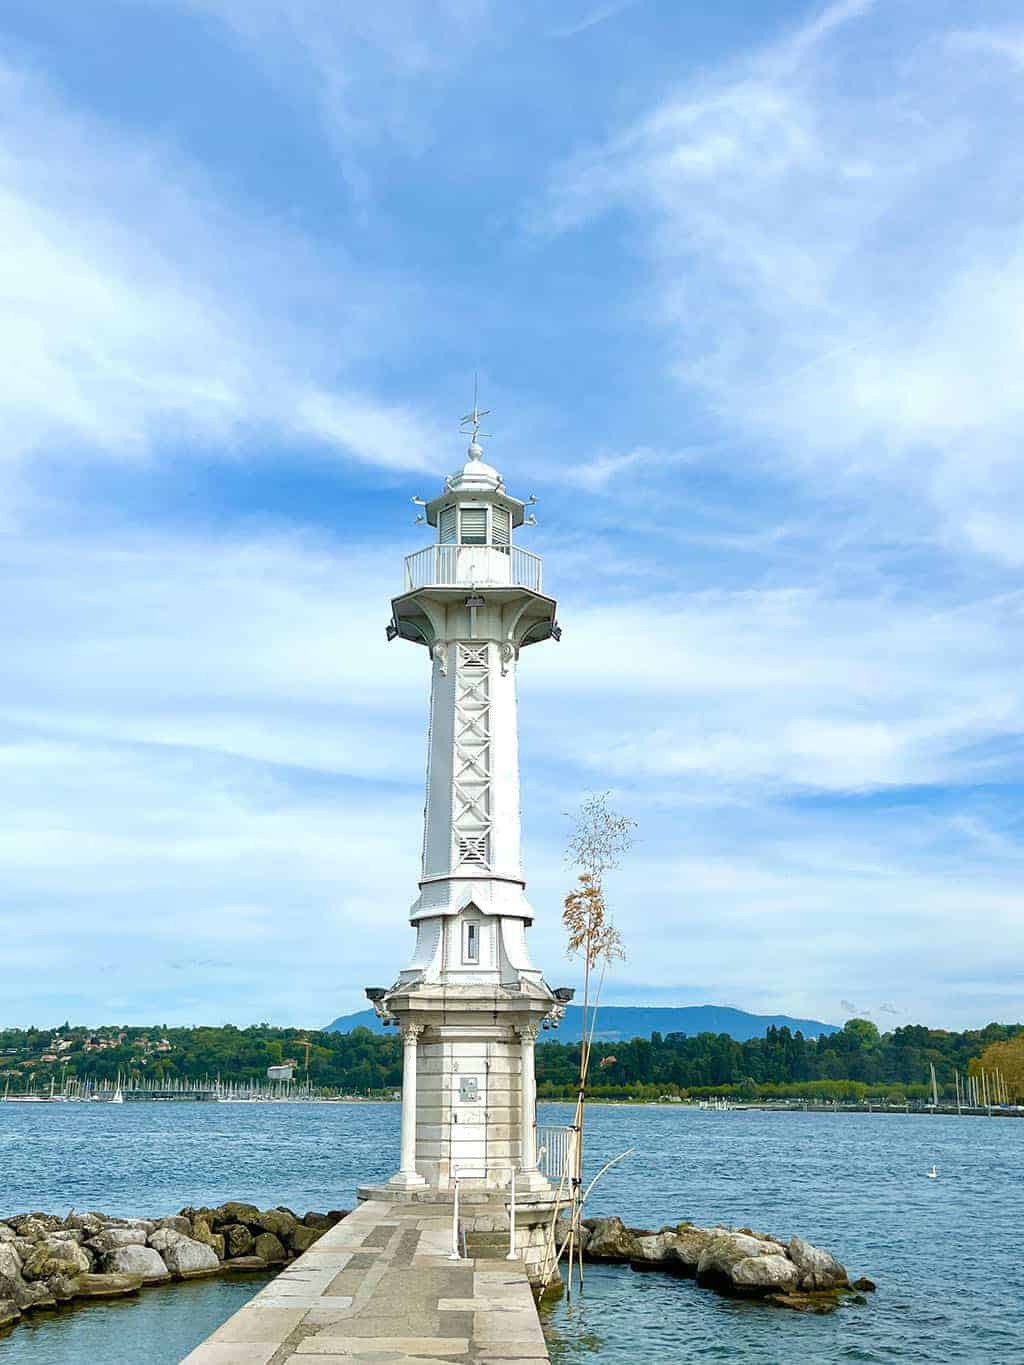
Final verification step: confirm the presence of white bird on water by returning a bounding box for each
[928,1165,939,1179]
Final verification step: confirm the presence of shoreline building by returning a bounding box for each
[361,407,572,1281]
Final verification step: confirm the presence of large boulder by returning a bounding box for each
[251,1209,296,1241]
[787,1236,848,1291]
[74,1273,142,1298]
[0,1244,23,1280]
[696,1231,793,1295]
[731,1254,801,1293]
[148,1228,186,1256]
[252,1232,287,1265]
[0,1270,34,1312]
[87,1228,148,1253]
[190,1218,225,1261]
[582,1217,640,1262]
[157,1235,220,1278]
[49,1228,86,1245]
[222,1224,254,1258]
[0,1298,21,1329]
[21,1237,91,1280]
[44,1273,81,1303]
[155,1216,191,1236]
[0,1225,16,1243]
[63,1213,105,1236]
[18,1281,56,1310]
[302,1212,331,1231]
[288,1224,323,1255]
[211,1202,260,1230]
[101,1245,171,1284]
[8,1219,44,1243]
[662,1225,719,1277]
[630,1231,675,1266]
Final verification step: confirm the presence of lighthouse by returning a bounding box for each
[361,402,570,1277]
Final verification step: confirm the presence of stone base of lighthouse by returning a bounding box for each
[360,984,566,1286]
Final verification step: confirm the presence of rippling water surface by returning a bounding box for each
[0,1101,1019,1363]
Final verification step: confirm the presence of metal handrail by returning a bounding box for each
[403,544,543,593]
[536,1124,576,1182]
[447,1162,530,1263]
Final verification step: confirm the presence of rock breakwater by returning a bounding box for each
[573,1216,875,1313]
[0,1201,349,1336]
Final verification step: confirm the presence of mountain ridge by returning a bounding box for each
[323,1003,840,1043]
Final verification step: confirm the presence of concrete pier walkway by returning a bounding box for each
[182,1199,550,1365]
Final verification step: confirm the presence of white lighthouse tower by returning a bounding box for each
[361,403,570,1274]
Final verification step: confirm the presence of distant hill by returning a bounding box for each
[323,1004,839,1043]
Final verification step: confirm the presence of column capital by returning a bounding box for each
[400,1022,425,1043]
[517,1022,540,1043]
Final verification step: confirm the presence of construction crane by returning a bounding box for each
[296,1037,313,1076]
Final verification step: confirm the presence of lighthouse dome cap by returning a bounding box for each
[448,440,503,492]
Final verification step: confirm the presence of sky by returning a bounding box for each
[2,0,1023,1032]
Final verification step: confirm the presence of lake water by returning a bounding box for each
[1,1101,1020,1363]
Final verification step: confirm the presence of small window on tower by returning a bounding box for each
[439,506,457,545]
[460,507,488,545]
[463,920,480,964]
[492,506,510,550]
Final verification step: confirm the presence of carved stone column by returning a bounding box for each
[391,1022,426,1187]
[518,1023,539,1174]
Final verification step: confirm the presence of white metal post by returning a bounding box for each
[449,1173,461,1260]
[506,1167,517,1260]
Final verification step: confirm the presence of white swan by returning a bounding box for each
[928,1165,938,1179]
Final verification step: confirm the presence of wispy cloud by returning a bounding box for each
[0,58,439,477]
[541,0,1024,563]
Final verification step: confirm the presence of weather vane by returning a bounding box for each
[459,374,491,447]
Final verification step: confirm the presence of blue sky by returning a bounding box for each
[2,0,1023,1031]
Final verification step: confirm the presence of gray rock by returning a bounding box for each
[631,1231,675,1264]
[211,1202,260,1229]
[696,1231,787,1293]
[10,1214,63,1236]
[0,1225,18,1244]
[302,1212,331,1231]
[159,1235,220,1278]
[223,1224,254,1258]
[251,1209,296,1241]
[223,1255,267,1271]
[252,1232,287,1265]
[0,1297,21,1329]
[18,1280,57,1310]
[21,1237,91,1280]
[120,1219,156,1235]
[74,1273,141,1298]
[101,1245,171,1284]
[288,1224,323,1254]
[662,1226,718,1277]
[0,1243,23,1280]
[148,1228,186,1255]
[582,1216,639,1262]
[155,1216,191,1235]
[787,1235,848,1291]
[44,1273,80,1302]
[731,1254,801,1292]
[87,1228,148,1253]
[0,1271,33,1311]
[63,1213,105,1236]
[190,1218,225,1260]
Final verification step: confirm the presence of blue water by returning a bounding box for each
[1,1102,1020,1363]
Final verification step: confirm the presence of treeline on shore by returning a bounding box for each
[3,1017,1021,1101]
